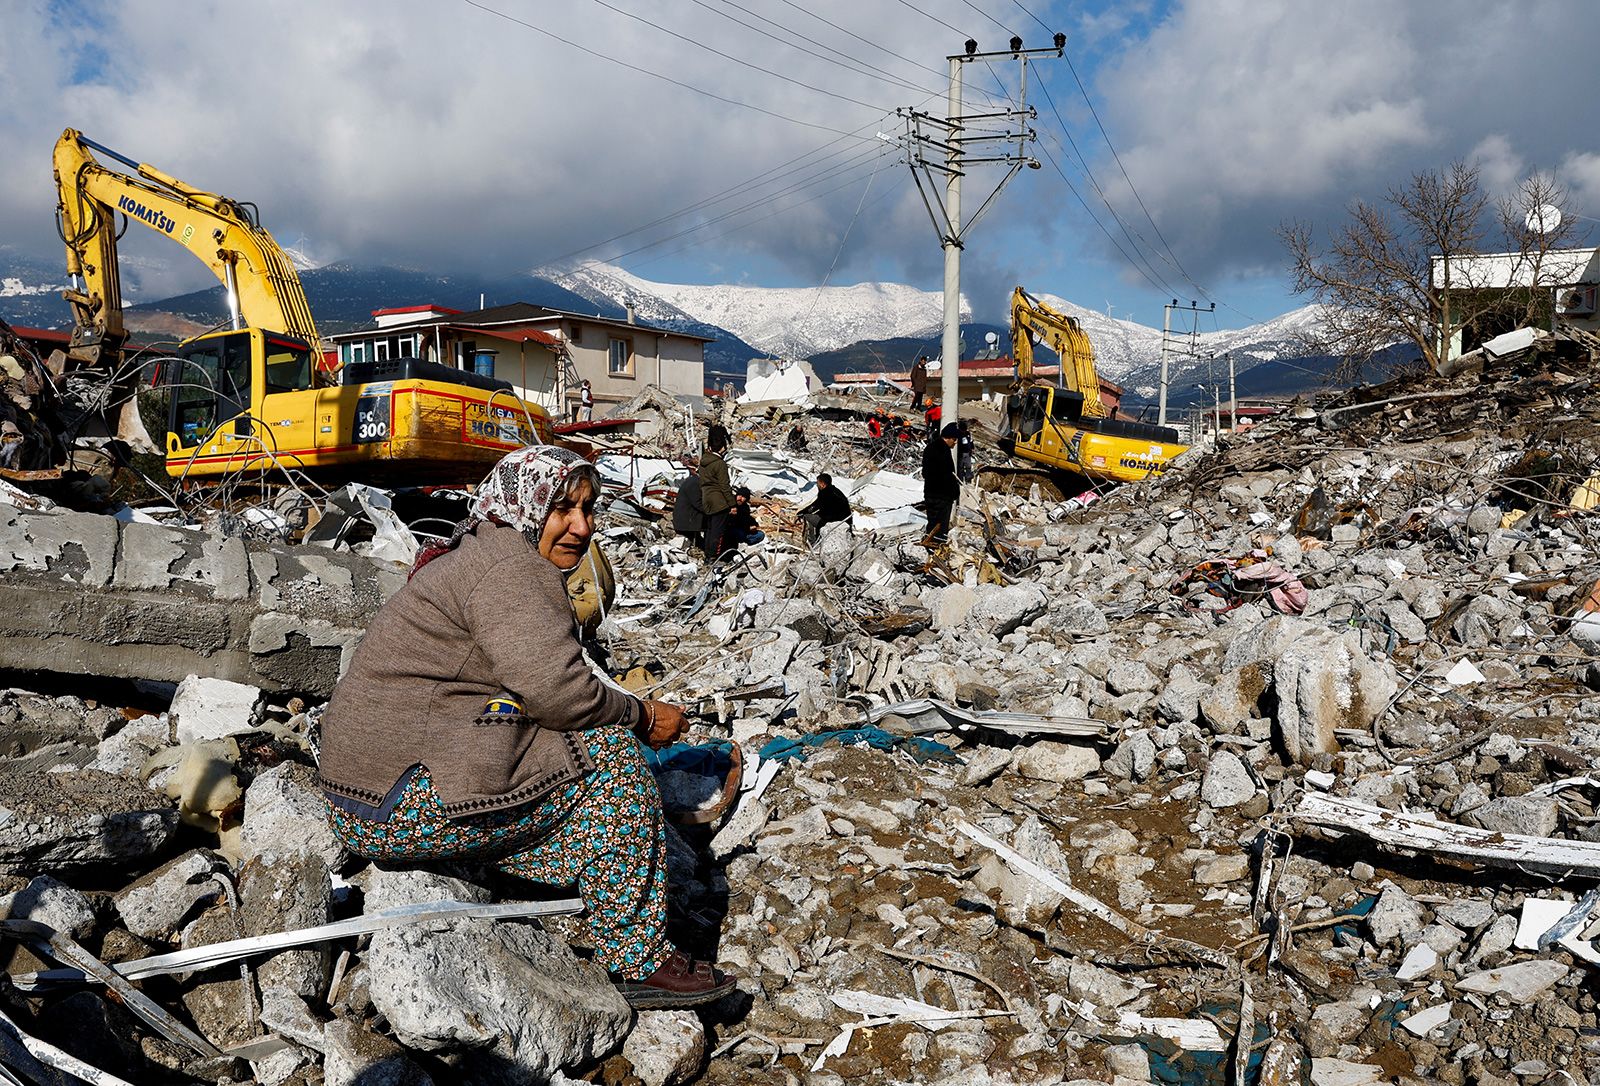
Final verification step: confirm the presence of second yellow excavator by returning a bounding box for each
[1000,286,1188,485]
[53,129,552,488]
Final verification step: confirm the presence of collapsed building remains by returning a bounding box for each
[0,336,1599,1086]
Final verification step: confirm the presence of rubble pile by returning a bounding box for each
[2,348,1600,1086]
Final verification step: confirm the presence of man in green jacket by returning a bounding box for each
[698,424,734,559]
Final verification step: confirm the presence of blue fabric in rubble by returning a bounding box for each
[759,726,962,765]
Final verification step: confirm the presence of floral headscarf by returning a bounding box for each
[411,445,600,576]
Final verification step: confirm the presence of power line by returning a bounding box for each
[1034,138,1181,298]
[626,151,902,271]
[460,0,870,136]
[1059,49,1201,300]
[794,155,892,327]
[1004,0,1052,35]
[536,125,879,269]
[1034,77,1181,297]
[603,147,897,267]
[583,0,890,112]
[954,0,1014,37]
[691,0,941,99]
[774,0,956,86]
[891,0,967,40]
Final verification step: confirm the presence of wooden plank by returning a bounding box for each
[1290,794,1600,878]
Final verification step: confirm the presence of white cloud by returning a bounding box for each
[1470,135,1524,198]
[1087,0,1600,279]
[0,0,996,295]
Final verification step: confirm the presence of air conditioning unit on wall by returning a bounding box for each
[1557,284,1598,316]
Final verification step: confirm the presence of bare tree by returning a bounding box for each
[1279,163,1586,375]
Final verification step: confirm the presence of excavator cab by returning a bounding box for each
[165,328,316,473]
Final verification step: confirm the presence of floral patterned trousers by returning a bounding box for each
[326,724,669,980]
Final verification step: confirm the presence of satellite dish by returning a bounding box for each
[1526,204,1563,234]
[985,331,998,346]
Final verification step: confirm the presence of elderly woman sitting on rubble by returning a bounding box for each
[317,445,735,1008]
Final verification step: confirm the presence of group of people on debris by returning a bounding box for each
[673,422,854,556]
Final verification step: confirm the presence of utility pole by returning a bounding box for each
[1158,299,1214,427]
[1159,300,1174,426]
[939,53,963,424]
[900,34,1064,427]
[1226,352,1236,433]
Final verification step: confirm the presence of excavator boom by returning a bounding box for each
[1009,286,1105,418]
[54,129,319,359]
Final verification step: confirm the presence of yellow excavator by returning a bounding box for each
[1000,286,1188,485]
[53,128,553,487]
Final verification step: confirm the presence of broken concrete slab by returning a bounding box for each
[1013,741,1100,783]
[238,762,345,870]
[169,675,265,744]
[1455,960,1569,1001]
[0,875,95,939]
[622,1010,706,1086]
[1222,615,1397,763]
[112,849,219,940]
[240,852,331,998]
[0,767,177,873]
[0,508,398,696]
[323,1018,434,1086]
[360,867,631,1081]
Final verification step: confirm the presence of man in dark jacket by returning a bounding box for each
[921,423,960,545]
[698,427,735,559]
[672,461,704,551]
[798,473,852,543]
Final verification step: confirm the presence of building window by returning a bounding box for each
[396,335,416,359]
[608,337,632,376]
[570,325,583,346]
[348,343,366,364]
[375,340,391,362]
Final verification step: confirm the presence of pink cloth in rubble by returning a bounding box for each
[1233,559,1308,614]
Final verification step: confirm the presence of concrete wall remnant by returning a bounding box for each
[0,506,402,696]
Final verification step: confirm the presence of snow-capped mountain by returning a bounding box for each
[548,260,972,360]
[0,247,70,328]
[548,261,1329,393]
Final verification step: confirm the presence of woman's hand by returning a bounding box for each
[638,700,688,748]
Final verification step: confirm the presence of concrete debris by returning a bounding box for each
[2,351,1600,1085]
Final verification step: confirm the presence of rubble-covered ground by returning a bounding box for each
[2,342,1600,1086]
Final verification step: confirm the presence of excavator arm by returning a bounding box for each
[53,128,319,365]
[1009,286,1106,419]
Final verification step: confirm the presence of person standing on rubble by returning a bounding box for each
[672,457,704,551]
[579,379,594,422]
[698,424,735,560]
[956,419,975,482]
[922,422,960,545]
[317,445,735,1009]
[909,355,929,409]
[797,472,852,543]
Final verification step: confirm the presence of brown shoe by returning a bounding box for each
[615,950,736,1009]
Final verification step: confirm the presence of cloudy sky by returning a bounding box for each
[3,0,1598,329]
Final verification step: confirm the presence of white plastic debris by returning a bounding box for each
[1444,659,1486,686]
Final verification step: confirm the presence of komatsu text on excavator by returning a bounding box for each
[1000,286,1188,486]
[53,129,552,488]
